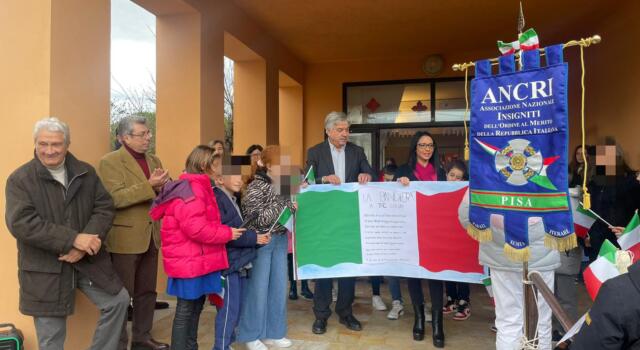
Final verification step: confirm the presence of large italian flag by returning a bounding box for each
[294,182,485,283]
[583,239,620,300]
[618,211,640,262]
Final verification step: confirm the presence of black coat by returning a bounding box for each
[213,187,258,275]
[5,153,122,317]
[305,141,374,183]
[570,262,640,349]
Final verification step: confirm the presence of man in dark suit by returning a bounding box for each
[305,111,374,334]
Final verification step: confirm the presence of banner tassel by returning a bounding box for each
[467,224,492,242]
[578,44,591,210]
[463,67,470,161]
[503,245,531,262]
[544,233,578,252]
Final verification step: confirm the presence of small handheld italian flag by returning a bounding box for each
[273,207,294,233]
[209,276,226,308]
[617,211,640,262]
[482,276,494,305]
[583,240,621,300]
[304,166,316,185]
[571,197,596,239]
[497,28,540,55]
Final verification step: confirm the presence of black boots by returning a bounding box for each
[413,304,445,347]
[300,280,314,299]
[432,308,445,348]
[288,282,298,300]
[412,303,425,341]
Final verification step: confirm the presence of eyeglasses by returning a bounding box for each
[130,130,152,138]
[417,143,435,150]
[333,127,351,134]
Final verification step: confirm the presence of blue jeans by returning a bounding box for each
[237,234,288,342]
[387,277,403,302]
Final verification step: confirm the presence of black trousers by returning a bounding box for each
[313,278,355,319]
[407,278,444,311]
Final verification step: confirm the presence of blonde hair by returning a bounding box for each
[185,145,221,174]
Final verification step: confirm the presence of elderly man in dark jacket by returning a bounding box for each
[5,117,129,350]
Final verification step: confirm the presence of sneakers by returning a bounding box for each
[443,297,457,314]
[453,300,470,321]
[372,295,387,311]
[263,338,293,348]
[246,340,268,350]
[387,300,404,320]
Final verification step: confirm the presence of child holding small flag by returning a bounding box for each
[237,145,297,350]
[149,146,245,350]
[442,160,473,321]
[212,163,271,350]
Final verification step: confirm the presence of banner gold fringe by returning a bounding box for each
[544,233,578,252]
[466,224,492,242]
[504,244,531,262]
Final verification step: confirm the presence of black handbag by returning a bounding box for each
[0,324,23,350]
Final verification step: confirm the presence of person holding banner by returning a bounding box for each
[394,131,447,348]
[458,191,559,349]
[306,111,374,335]
[237,145,296,350]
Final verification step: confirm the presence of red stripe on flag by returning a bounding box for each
[574,224,589,239]
[582,267,602,300]
[628,243,640,263]
[416,187,483,274]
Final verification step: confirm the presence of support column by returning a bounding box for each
[0,1,110,348]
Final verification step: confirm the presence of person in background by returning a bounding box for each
[212,160,271,350]
[6,117,129,350]
[149,147,244,350]
[99,116,170,350]
[585,140,637,262]
[210,139,225,156]
[237,145,296,350]
[394,131,446,348]
[246,144,263,164]
[442,160,473,322]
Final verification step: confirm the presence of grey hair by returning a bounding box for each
[324,111,350,132]
[33,117,70,145]
[116,115,148,138]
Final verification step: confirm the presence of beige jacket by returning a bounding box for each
[98,147,162,254]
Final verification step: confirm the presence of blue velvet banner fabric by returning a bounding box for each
[467,45,577,261]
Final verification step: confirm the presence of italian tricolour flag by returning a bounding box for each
[583,240,620,300]
[497,28,540,55]
[571,199,596,239]
[276,207,294,232]
[618,211,640,262]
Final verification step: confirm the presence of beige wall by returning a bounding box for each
[233,60,267,153]
[0,1,110,348]
[279,85,304,166]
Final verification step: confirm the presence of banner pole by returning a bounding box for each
[451,35,601,72]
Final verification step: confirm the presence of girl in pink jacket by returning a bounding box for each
[150,145,244,350]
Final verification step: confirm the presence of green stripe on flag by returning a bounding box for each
[624,212,640,234]
[576,204,597,219]
[598,240,618,265]
[296,190,362,267]
[470,190,568,211]
[277,207,293,226]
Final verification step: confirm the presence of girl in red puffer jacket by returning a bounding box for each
[149,145,244,350]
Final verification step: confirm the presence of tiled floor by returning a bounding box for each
[147,278,591,350]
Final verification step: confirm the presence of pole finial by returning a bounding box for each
[518,1,525,34]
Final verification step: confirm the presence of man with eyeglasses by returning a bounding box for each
[98,116,170,350]
[305,111,374,335]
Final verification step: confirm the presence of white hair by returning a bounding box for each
[324,111,350,131]
[33,117,70,145]
[116,115,148,138]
